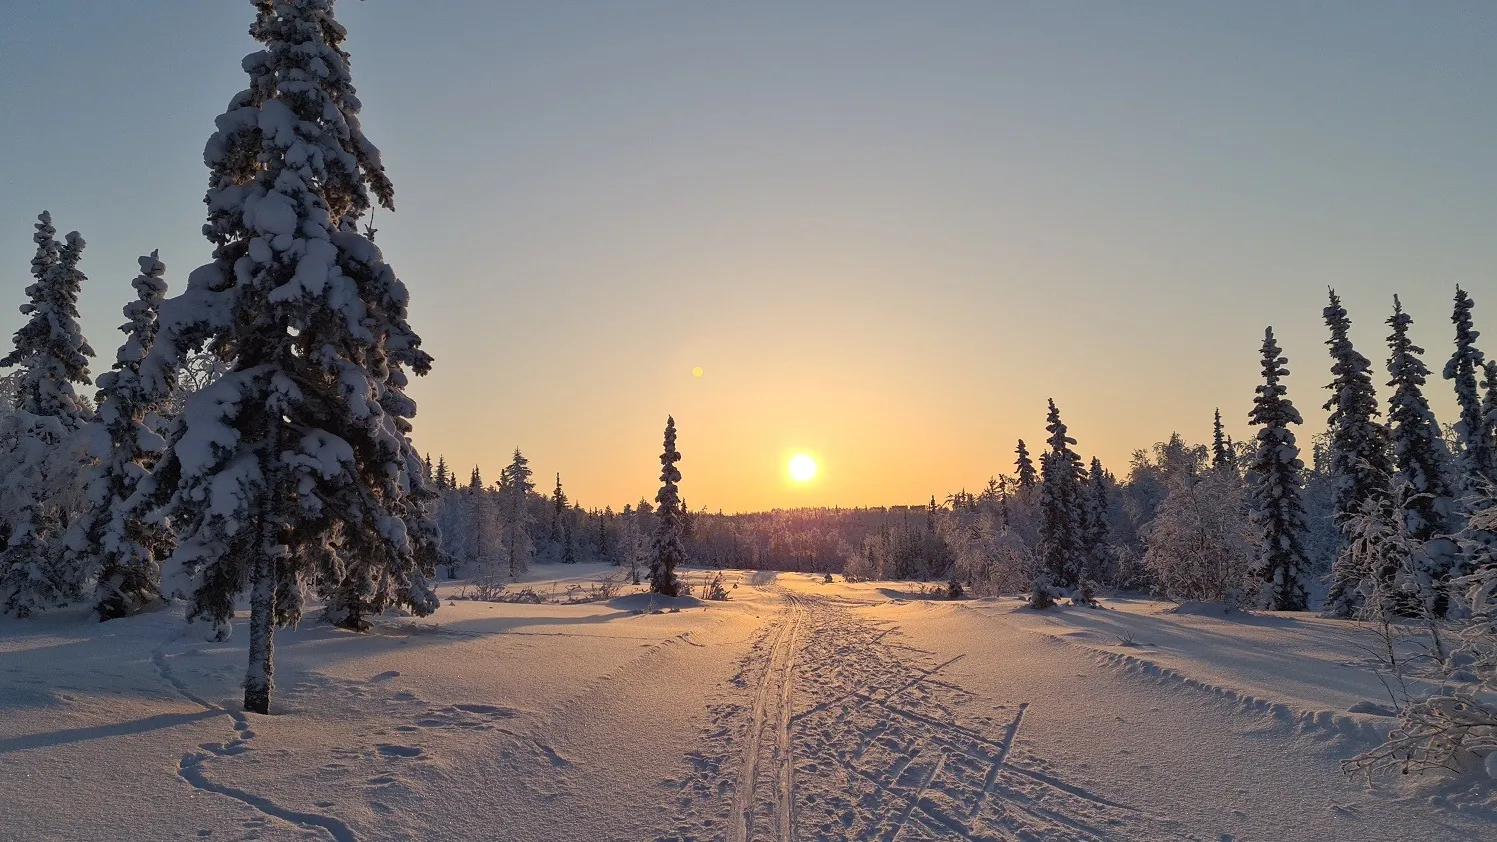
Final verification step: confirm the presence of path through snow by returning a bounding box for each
[2,567,1494,841]
[664,585,1194,841]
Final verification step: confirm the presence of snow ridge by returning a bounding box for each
[1031,630,1390,746]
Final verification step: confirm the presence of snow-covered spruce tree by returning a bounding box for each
[499,449,534,578]
[0,214,96,616]
[550,472,569,557]
[1483,361,1497,479]
[1037,399,1086,598]
[1442,291,1497,582]
[135,0,436,713]
[320,327,444,631]
[433,455,449,490]
[649,416,687,596]
[1082,456,1112,583]
[562,508,579,564]
[2,216,94,423]
[993,476,1013,532]
[1245,328,1311,611]
[596,507,614,562]
[1211,408,1235,475]
[1470,360,1497,577]
[1321,288,1394,617]
[68,252,171,620]
[462,465,487,568]
[1445,287,1491,490]
[1014,439,1037,491]
[432,490,463,579]
[1385,296,1459,617]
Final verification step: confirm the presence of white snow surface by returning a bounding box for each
[1,567,1493,841]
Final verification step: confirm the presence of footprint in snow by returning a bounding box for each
[375,744,424,759]
[452,703,514,716]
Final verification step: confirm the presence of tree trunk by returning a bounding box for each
[244,544,278,714]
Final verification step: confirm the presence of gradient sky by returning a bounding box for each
[2,2,1494,512]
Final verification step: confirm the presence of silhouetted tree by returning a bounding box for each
[650,416,686,596]
[1321,288,1393,617]
[1386,296,1458,616]
[1246,328,1311,611]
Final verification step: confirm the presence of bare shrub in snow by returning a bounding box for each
[455,577,511,603]
[1141,471,1256,603]
[938,509,1034,596]
[703,573,729,601]
[1347,501,1497,780]
[560,579,621,604]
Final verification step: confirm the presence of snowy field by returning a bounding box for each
[2,565,1494,842]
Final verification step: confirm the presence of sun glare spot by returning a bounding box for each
[692,366,704,378]
[788,453,818,483]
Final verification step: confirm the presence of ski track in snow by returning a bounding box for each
[662,589,1195,841]
[151,634,358,842]
[726,592,803,842]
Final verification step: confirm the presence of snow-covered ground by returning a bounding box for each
[1,566,1493,841]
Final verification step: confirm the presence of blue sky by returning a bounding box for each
[1,1,1493,510]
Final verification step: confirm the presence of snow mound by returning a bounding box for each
[609,593,705,613]
[1347,700,1398,717]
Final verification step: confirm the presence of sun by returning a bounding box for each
[788,453,818,483]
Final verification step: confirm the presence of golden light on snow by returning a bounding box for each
[692,366,704,378]
[788,453,818,483]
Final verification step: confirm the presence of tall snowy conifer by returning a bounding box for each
[0,214,96,615]
[1211,408,1234,475]
[1082,456,1112,581]
[1320,289,1394,616]
[321,334,443,630]
[1473,360,1497,575]
[551,473,568,546]
[1444,287,1492,489]
[2,215,94,424]
[136,0,437,712]
[1246,328,1311,611]
[71,252,171,619]
[499,449,534,578]
[1038,400,1086,591]
[1385,297,1459,615]
[650,416,686,596]
[1482,361,1497,479]
[1014,439,1036,491]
